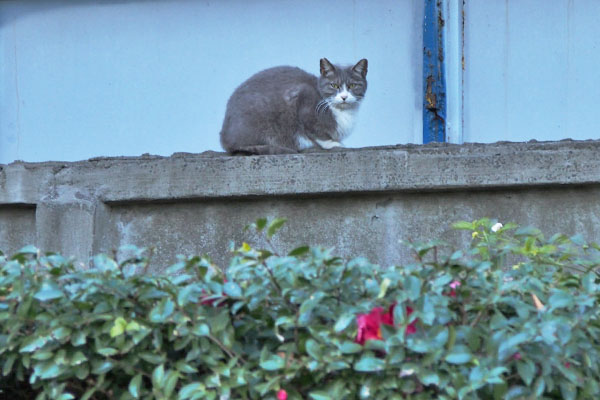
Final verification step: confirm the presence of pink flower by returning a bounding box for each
[449,280,461,289]
[355,304,416,345]
[277,389,288,400]
[448,280,461,298]
[512,352,522,361]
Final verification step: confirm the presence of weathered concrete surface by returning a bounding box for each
[1,140,599,269]
[0,205,36,256]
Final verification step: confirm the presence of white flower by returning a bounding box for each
[491,222,503,232]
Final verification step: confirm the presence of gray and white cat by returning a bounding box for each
[220,58,368,155]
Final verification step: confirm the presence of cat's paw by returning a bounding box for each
[315,139,342,150]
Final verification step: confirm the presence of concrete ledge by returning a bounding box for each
[1,140,599,268]
[1,140,599,205]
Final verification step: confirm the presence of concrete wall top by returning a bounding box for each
[1,140,599,206]
[1,140,600,269]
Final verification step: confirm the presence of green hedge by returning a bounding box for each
[1,218,600,399]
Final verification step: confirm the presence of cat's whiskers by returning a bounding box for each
[315,99,332,115]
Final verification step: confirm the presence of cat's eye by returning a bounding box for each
[348,83,355,89]
[330,83,340,89]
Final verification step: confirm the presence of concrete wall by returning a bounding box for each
[1,140,599,270]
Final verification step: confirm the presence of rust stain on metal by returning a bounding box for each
[425,75,437,111]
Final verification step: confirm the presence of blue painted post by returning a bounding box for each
[423,0,447,143]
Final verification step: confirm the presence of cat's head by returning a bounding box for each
[318,58,368,110]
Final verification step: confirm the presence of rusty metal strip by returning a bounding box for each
[423,0,447,143]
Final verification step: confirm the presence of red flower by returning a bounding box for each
[355,304,416,345]
[277,389,288,400]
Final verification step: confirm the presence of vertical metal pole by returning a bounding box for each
[423,0,447,143]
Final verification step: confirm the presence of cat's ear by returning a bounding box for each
[320,58,336,77]
[352,59,368,78]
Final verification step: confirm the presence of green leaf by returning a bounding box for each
[334,313,355,333]
[557,363,579,384]
[126,320,141,332]
[175,360,197,373]
[31,351,54,361]
[15,245,39,255]
[267,218,287,238]
[129,374,143,399]
[51,326,71,341]
[354,356,385,372]
[163,370,179,397]
[570,234,586,246]
[517,360,535,386]
[139,352,165,364]
[255,218,268,231]
[560,382,576,400]
[288,245,310,257]
[91,360,114,374]
[339,341,363,354]
[260,355,285,371]
[192,323,210,336]
[71,331,86,346]
[96,347,118,356]
[110,317,128,337]
[177,285,196,306]
[498,332,529,359]
[81,388,97,400]
[152,364,165,389]
[149,298,175,323]
[418,371,440,386]
[309,391,334,400]
[306,339,323,360]
[404,275,422,301]
[33,360,62,379]
[70,351,87,366]
[299,292,326,316]
[20,336,49,353]
[452,221,475,230]
[445,345,472,364]
[378,277,391,299]
[582,273,597,293]
[2,354,16,376]
[209,309,230,333]
[223,281,242,298]
[515,226,542,237]
[548,290,574,311]
[34,283,64,301]
[178,383,205,399]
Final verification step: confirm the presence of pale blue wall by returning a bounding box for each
[4,1,598,164]
[0,0,423,163]
[463,0,600,143]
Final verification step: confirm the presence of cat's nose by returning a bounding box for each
[340,94,348,101]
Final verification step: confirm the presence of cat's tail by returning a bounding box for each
[229,145,298,155]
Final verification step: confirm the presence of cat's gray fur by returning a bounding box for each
[220,58,368,155]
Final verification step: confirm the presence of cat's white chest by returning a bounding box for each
[330,107,357,141]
